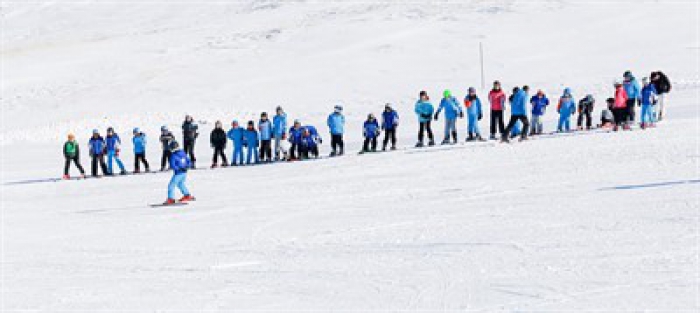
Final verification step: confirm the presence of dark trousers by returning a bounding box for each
[91,154,108,177]
[64,157,85,176]
[612,107,628,126]
[161,150,172,169]
[290,143,301,160]
[383,129,397,149]
[577,111,592,129]
[363,137,378,151]
[418,121,434,142]
[184,139,196,164]
[330,134,344,153]
[212,146,228,165]
[300,145,318,159]
[490,109,505,135]
[134,153,150,172]
[626,99,637,122]
[259,140,272,161]
[503,115,530,140]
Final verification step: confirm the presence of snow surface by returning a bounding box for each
[1,0,700,311]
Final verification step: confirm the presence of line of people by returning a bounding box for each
[62,70,671,179]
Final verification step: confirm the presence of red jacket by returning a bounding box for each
[614,87,628,109]
[488,89,506,110]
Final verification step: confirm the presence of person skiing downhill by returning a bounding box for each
[105,127,127,175]
[288,120,305,160]
[181,115,199,169]
[163,141,195,205]
[209,121,228,168]
[502,86,530,142]
[557,88,576,132]
[227,120,245,166]
[612,80,629,131]
[623,71,641,124]
[88,129,109,177]
[414,91,435,147]
[464,87,485,141]
[243,120,260,165]
[650,71,671,121]
[327,105,345,156]
[63,133,86,179]
[577,95,595,130]
[488,80,507,140]
[159,126,175,171]
[529,90,549,135]
[362,113,381,153]
[272,106,288,161]
[640,77,658,129]
[435,89,463,144]
[381,103,399,151]
[258,112,274,163]
[132,128,150,173]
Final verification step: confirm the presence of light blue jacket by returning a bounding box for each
[624,78,641,100]
[510,90,528,116]
[273,113,287,137]
[558,97,576,116]
[132,135,147,154]
[436,97,462,120]
[259,119,273,141]
[415,100,434,123]
[227,127,245,147]
[464,96,482,117]
[327,112,345,135]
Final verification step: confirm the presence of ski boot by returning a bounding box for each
[120,170,127,175]
[476,134,486,142]
[390,145,397,151]
[179,195,195,202]
[440,139,450,145]
[62,174,70,180]
[163,198,177,205]
[415,141,424,148]
[211,164,217,169]
[500,135,510,143]
[428,139,436,146]
[329,150,337,157]
[466,133,475,142]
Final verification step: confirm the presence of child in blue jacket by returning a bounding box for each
[288,120,305,160]
[381,103,399,150]
[227,120,245,166]
[362,113,381,153]
[163,141,195,205]
[243,121,260,164]
[557,89,576,132]
[132,128,150,173]
[529,90,549,135]
[258,112,274,163]
[464,87,484,141]
[300,125,321,159]
[88,129,109,177]
[640,77,658,129]
[435,89,463,144]
[273,106,288,160]
[414,91,435,147]
[105,127,127,175]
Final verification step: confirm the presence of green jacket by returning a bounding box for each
[64,140,80,158]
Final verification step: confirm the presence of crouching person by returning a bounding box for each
[63,133,86,179]
[300,125,321,159]
[164,141,195,205]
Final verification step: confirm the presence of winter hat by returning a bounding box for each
[419,90,428,98]
[276,105,284,112]
[385,103,392,110]
[334,105,343,113]
[443,89,452,98]
[107,127,114,133]
[563,88,572,96]
[247,120,254,127]
[92,129,99,134]
[261,112,268,118]
[642,77,650,84]
[231,119,239,126]
[215,121,222,128]
[294,119,301,125]
[468,87,476,93]
[161,125,169,132]
[368,113,375,119]
[133,127,140,134]
[168,140,180,151]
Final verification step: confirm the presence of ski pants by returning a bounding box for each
[212,146,228,165]
[467,114,480,135]
[134,153,150,172]
[530,114,543,135]
[612,107,628,126]
[443,118,457,141]
[558,115,571,132]
[418,121,434,143]
[91,154,109,177]
[657,93,667,121]
[382,128,397,149]
[260,140,272,161]
[183,139,196,164]
[577,111,592,129]
[64,156,85,176]
[330,134,344,154]
[246,145,259,164]
[626,99,637,123]
[363,136,378,151]
[231,144,244,165]
[167,172,190,199]
[503,115,529,140]
[274,135,285,159]
[161,150,171,169]
[510,120,522,137]
[641,105,654,125]
[300,145,318,159]
[106,150,125,174]
[490,109,505,136]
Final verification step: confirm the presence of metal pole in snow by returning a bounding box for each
[480,42,485,91]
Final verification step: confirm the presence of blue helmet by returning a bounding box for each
[133,127,140,134]
[92,129,99,134]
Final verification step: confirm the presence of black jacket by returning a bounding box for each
[182,121,199,142]
[210,128,227,148]
[652,71,672,94]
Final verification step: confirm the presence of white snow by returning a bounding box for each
[1,0,699,311]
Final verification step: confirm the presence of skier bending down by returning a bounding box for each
[164,141,195,205]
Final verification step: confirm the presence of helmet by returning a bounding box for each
[107,127,114,133]
[161,125,168,132]
[293,119,301,125]
[385,103,392,110]
[92,129,99,134]
[564,87,572,95]
[168,140,180,151]
[443,89,452,98]
[334,105,343,113]
[623,70,632,78]
[586,94,594,101]
[276,105,284,112]
[261,112,268,117]
[368,113,375,119]
[419,90,428,97]
[231,119,238,125]
[468,87,476,93]
[133,127,140,134]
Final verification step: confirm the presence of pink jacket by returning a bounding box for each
[489,90,506,110]
[614,87,628,109]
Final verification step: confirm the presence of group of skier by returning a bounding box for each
[61,70,671,204]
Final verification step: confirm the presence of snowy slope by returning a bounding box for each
[2,0,700,311]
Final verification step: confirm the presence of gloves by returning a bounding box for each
[459,111,464,118]
[434,113,439,121]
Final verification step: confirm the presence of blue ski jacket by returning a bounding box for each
[641,84,657,106]
[464,96,482,117]
[105,134,121,152]
[530,95,550,116]
[414,100,434,123]
[289,126,305,144]
[88,136,106,156]
[436,96,462,120]
[327,112,345,135]
[558,97,576,116]
[170,149,191,175]
[624,78,641,100]
[243,129,259,148]
[258,119,273,141]
[363,120,380,138]
[132,135,147,154]
[273,113,287,137]
[510,90,528,116]
[227,127,245,147]
[381,110,399,130]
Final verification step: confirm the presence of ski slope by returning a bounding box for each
[2,0,700,311]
